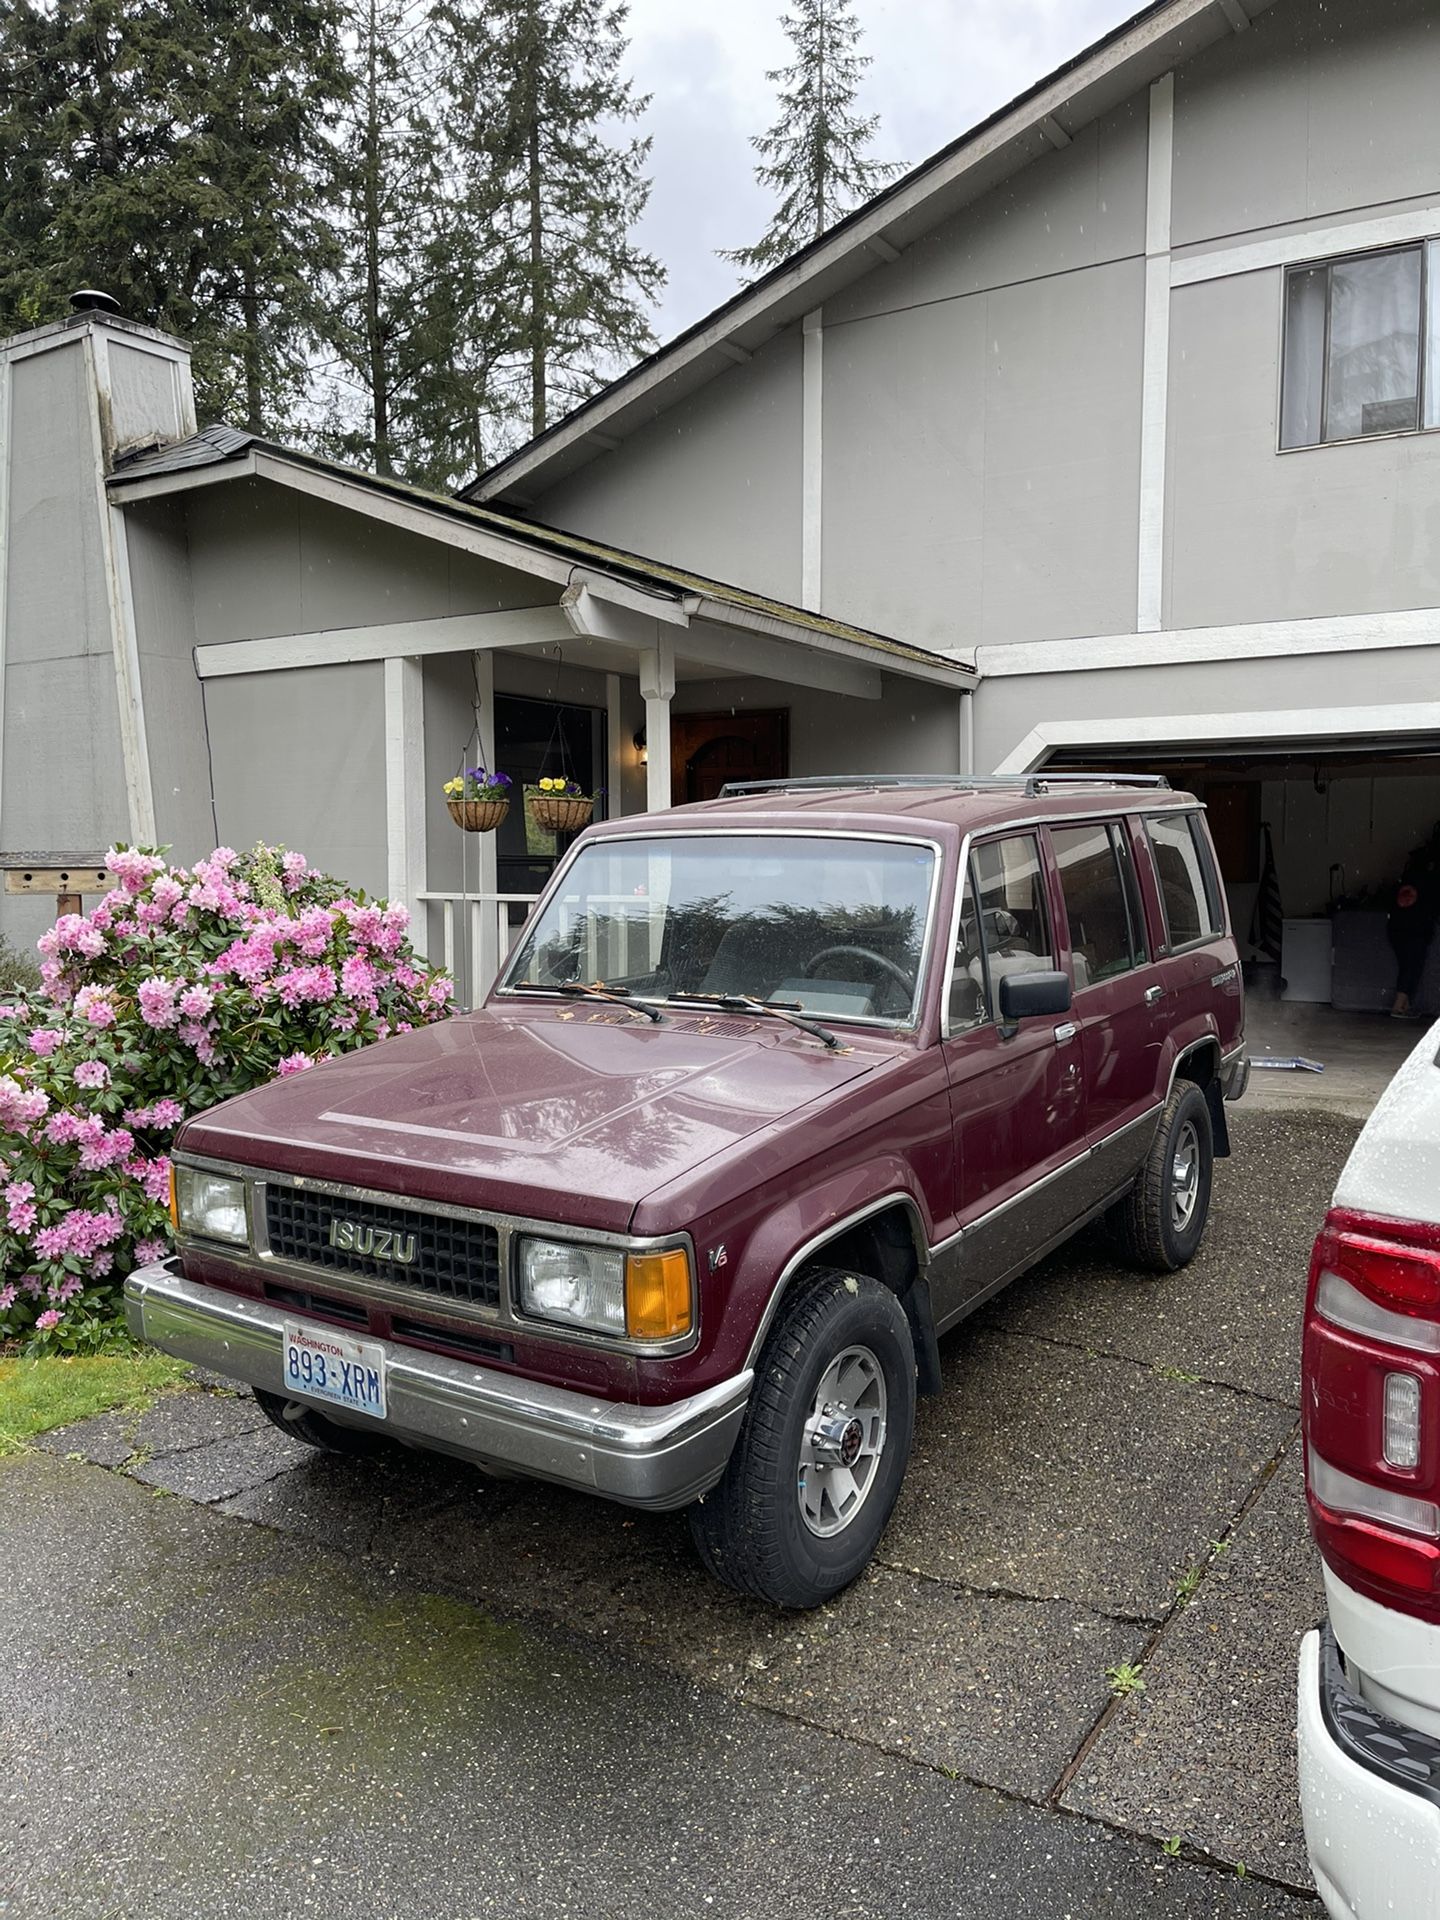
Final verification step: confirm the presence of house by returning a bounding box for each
[3,0,1438,1013]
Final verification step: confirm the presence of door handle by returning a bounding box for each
[1144,985,1164,1005]
[1053,1022,1078,1044]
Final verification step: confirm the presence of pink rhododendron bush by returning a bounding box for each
[0,844,453,1354]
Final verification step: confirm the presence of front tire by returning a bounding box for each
[689,1270,915,1609]
[1112,1079,1214,1272]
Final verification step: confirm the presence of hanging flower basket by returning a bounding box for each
[446,796,509,833]
[443,768,512,833]
[530,778,594,834]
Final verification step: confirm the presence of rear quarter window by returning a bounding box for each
[1144,812,1223,948]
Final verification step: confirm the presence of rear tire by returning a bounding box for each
[253,1388,394,1458]
[1112,1079,1214,1272]
[689,1269,915,1609]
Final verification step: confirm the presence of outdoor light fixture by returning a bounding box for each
[633,727,647,765]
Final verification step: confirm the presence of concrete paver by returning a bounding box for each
[0,1451,1306,1920]
[1063,1448,1322,1887]
[881,1327,1294,1619]
[982,1108,1353,1407]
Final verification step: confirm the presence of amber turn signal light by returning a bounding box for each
[624,1249,693,1340]
[168,1164,179,1232]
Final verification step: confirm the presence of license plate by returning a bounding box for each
[281,1320,387,1420]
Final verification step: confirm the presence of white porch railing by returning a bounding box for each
[416,892,539,1010]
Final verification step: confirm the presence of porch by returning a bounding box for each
[105,427,975,1005]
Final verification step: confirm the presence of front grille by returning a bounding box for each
[264,1185,502,1311]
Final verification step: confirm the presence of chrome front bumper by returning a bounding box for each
[124,1261,751,1511]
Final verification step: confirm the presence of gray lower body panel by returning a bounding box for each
[123,1261,750,1512]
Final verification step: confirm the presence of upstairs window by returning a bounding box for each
[1281,242,1438,449]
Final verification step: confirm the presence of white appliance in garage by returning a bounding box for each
[1282,918,1334,1002]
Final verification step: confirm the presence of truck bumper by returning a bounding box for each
[1298,1624,1440,1920]
[124,1260,751,1512]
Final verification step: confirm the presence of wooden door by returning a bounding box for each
[670,710,789,804]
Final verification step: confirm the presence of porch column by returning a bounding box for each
[639,637,674,813]
[384,655,426,923]
[473,649,500,994]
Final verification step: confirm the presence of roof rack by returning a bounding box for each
[717,773,1172,799]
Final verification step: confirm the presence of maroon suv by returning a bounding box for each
[127,774,1247,1607]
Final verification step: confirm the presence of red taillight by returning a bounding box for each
[1304,1206,1440,1625]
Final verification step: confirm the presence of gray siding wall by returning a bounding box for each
[972,644,1440,774]
[203,662,387,895]
[126,499,211,864]
[672,674,962,780]
[523,0,1440,673]
[1,337,129,949]
[528,328,804,602]
[185,480,547,647]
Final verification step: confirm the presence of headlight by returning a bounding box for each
[174,1166,249,1246]
[517,1238,693,1342]
[519,1238,625,1335]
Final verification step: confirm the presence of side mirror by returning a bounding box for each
[998,969,1072,1022]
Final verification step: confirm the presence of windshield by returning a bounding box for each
[501,834,938,1025]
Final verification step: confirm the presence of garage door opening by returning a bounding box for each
[1047,742,1440,1106]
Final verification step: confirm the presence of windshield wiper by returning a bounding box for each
[526,981,664,1023]
[661,991,841,1050]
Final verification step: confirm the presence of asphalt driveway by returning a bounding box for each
[2,1104,1349,1916]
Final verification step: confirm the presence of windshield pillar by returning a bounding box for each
[639,640,674,813]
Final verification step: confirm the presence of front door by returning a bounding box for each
[935,831,1087,1328]
[671,710,788,803]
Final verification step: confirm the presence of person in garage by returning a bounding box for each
[1388,823,1440,1018]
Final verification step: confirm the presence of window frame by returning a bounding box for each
[1142,810,1223,956]
[1279,240,1433,453]
[1049,819,1145,991]
[943,830,1055,1037]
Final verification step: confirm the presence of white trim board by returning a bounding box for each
[802,308,824,609]
[973,607,1440,678]
[383,656,425,922]
[1173,202,1440,288]
[194,606,571,679]
[1137,74,1174,635]
[0,352,10,845]
[993,702,1440,775]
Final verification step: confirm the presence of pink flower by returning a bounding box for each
[0,1283,15,1311]
[105,847,167,894]
[425,976,454,1007]
[134,1236,170,1264]
[178,984,214,1019]
[276,1052,313,1077]
[46,1111,87,1146]
[148,1098,184,1128]
[77,988,117,1029]
[28,1028,62,1057]
[137,976,179,1029]
[35,1308,60,1331]
[73,1059,109,1089]
[5,1181,36,1232]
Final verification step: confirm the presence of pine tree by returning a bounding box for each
[313,0,448,475]
[723,0,900,276]
[442,0,664,442]
[0,0,349,433]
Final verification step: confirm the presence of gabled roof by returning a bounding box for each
[107,426,973,685]
[463,0,1279,509]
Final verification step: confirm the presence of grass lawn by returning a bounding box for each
[0,1349,192,1457]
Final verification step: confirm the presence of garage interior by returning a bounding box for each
[1051,742,1440,1098]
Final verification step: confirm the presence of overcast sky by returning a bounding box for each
[624,0,1134,339]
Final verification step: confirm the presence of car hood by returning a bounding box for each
[179,1002,883,1232]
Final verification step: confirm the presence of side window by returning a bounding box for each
[972,834,1054,1010]
[1051,823,1138,989]
[947,860,987,1031]
[1145,813,1221,949]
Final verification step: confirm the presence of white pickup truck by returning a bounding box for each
[1298,1017,1440,1918]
